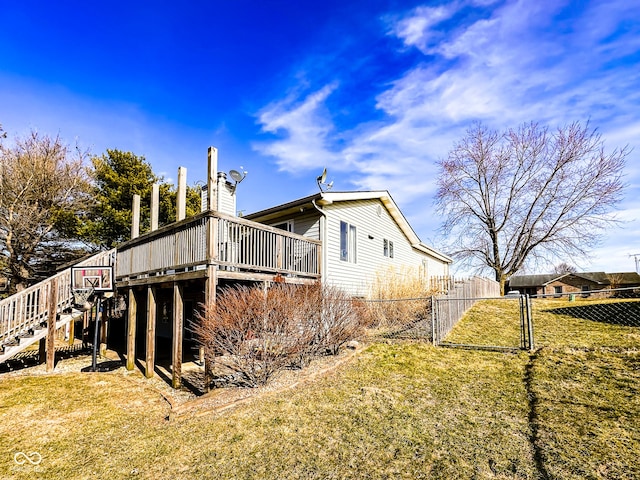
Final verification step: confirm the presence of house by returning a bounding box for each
[607,272,640,290]
[1,149,452,389]
[245,191,452,297]
[507,271,640,297]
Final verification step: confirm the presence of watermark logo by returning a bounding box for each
[14,451,42,466]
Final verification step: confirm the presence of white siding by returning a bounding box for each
[218,181,236,216]
[200,179,237,216]
[264,211,321,239]
[292,212,321,239]
[324,199,448,297]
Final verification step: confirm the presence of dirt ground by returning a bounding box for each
[0,340,364,420]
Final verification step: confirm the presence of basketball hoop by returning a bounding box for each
[69,264,115,373]
[72,287,95,312]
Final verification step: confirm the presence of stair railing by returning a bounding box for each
[0,249,116,345]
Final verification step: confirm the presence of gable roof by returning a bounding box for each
[607,272,640,285]
[245,190,452,264]
[509,271,611,288]
[573,272,610,284]
[508,274,561,288]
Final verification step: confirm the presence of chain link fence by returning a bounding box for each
[365,277,503,344]
[530,287,640,349]
[365,284,639,351]
[434,295,534,351]
[364,296,433,340]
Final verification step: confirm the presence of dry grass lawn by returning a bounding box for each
[1,297,638,479]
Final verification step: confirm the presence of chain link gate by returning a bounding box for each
[433,294,535,351]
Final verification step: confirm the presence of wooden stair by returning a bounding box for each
[0,249,116,366]
[0,311,84,364]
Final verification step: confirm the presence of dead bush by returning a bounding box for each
[317,284,367,354]
[367,266,435,328]
[194,285,301,387]
[193,282,364,387]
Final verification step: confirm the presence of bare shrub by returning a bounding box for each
[367,266,435,329]
[194,285,300,387]
[316,284,366,355]
[193,282,364,387]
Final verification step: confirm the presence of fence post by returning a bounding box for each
[519,294,526,350]
[526,294,534,351]
[431,296,436,346]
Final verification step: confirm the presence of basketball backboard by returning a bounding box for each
[70,266,114,292]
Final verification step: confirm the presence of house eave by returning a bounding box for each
[245,190,452,264]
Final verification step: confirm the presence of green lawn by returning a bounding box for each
[1,298,638,479]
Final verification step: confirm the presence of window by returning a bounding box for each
[273,220,293,232]
[340,221,357,263]
[581,285,591,298]
[554,286,563,297]
[383,239,394,258]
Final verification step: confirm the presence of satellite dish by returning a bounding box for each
[229,170,244,182]
[317,168,331,191]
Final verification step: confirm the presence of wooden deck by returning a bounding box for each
[116,210,322,389]
[115,210,322,286]
[1,212,321,388]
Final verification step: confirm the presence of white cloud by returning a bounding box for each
[254,83,339,172]
[255,0,640,263]
[391,3,462,53]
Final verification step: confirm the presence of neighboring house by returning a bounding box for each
[507,271,640,297]
[245,190,452,297]
[607,272,640,290]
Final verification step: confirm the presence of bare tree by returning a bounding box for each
[436,122,627,294]
[0,130,91,293]
[553,262,578,274]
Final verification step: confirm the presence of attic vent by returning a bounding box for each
[376,205,383,217]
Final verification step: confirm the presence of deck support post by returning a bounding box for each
[203,265,217,392]
[68,317,75,346]
[207,146,218,211]
[100,301,108,356]
[151,183,159,231]
[177,167,187,222]
[46,278,58,372]
[38,338,46,364]
[145,286,157,378]
[82,311,90,347]
[131,194,141,239]
[172,282,184,389]
[126,288,137,371]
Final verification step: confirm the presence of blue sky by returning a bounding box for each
[1,0,639,275]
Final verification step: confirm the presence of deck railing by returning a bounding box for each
[115,211,321,281]
[0,249,116,344]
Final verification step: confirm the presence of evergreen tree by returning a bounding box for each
[85,149,158,249]
[85,149,202,249]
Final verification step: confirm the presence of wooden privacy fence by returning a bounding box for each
[429,276,456,294]
[431,276,501,345]
[116,211,321,281]
[0,249,116,347]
